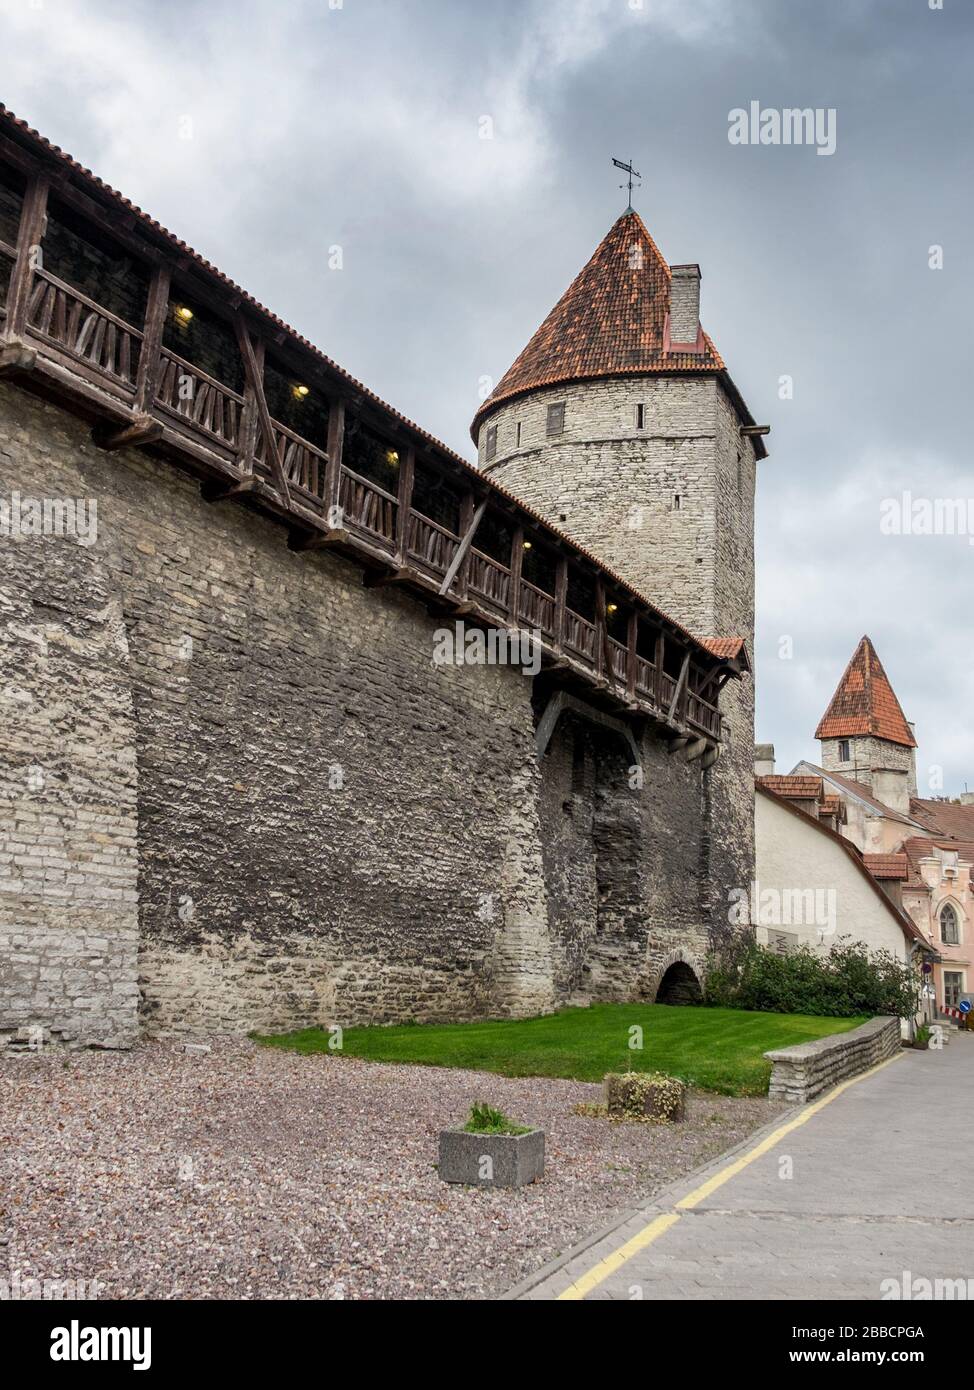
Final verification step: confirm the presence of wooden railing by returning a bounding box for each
[407,511,458,573]
[26,270,142,387]
[155,348,242,447]
[467,549,510,612]
[687,691,721,739]
[258,419,327,500]
[607,636,628,684]
[339,467,397,546]
[518,579,555,635]
[3,179,732,748]
[564,610,597,664]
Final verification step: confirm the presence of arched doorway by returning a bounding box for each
[655,961,702,1005]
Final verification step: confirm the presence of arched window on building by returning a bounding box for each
[940,903,960,946]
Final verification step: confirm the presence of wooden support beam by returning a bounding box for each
[0,338,37,377]
[595,577,614,680]
[6,173,49,337]
[684,736,709,763]
[290,525,350,550]
[92,414,163,452]
[626,610,638,701]
[509,524,524,628]
[700,744,720,770]
[134,264,171,414]
[553,556,568,654]
[667,650,691,723]
[324,397,345,526]
[394,445,415,565]
[741,424,770,437]
[235,318,292,510]
[200,476,260,504]
[438,497,486,597]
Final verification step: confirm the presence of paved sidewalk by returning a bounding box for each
[516,1039,974,1300]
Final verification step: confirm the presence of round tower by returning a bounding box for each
[472,209,767,897]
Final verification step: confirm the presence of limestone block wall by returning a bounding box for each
[765,1015,901,1103]
[0,381,715,1042]
[0,418,139,1047]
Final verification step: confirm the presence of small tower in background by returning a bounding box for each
[815,636,918,812]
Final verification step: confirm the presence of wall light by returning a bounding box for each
[292,384,310,399]
[606,602,618,614]
[523,540,532,550]
[385,449,400,466]
[174,305,194,322]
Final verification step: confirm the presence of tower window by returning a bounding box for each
[635,403,645,430]
[673,494,681,511]
[941,904,960,946]
[546,401,566,436]
[484,425,497,463]
[516,421,522,448]
[838,739,851,762]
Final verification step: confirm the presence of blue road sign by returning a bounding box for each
[959,999,972,1014]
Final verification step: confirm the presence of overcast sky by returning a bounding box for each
[2,0,971,792]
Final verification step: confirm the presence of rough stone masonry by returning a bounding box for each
[0,382,723,1046]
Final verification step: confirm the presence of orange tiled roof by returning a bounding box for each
[863,854,909,880]
[701,637,746,661]
[472,210,723,431]
[756,775,823,800]
[815,637,916,747]
[818,795,841,816]
[910,798,974,840]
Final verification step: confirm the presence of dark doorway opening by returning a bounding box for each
[655,962,702,1005]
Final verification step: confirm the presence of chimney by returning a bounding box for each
[754,743,775,777]
[669,263,701,346]
[908,722,918,797]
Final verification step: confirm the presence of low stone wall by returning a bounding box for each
[764,1016,901,1104]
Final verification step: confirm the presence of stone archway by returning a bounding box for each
[651,949,704,1005]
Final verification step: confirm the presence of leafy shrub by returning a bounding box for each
[705,935,921,1020]
[462,1102,531,1135]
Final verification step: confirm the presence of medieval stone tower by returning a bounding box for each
[815,635,918,814]
[472,209,767,898]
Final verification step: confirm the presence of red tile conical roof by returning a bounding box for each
[815,637,916,747]
[472,210,723,433]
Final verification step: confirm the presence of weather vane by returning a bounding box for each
[612,156,641,212]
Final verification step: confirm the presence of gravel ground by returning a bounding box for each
[0,1039,785,1300]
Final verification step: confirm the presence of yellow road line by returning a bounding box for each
[556,1050,904,1300]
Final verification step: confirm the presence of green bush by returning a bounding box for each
[462,1102,531,1135]
[705,935,920,1020]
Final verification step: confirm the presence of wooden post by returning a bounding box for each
[509,525,525,629]
[235,320,292,508]
[553,555,568,654]
[135,264,171,414]
[655,630,665,707]
[395,445,415,564]
[235,334,263,477]
[6,173,49,337]
[324,397,345,528]
[627,610,638,700]
[438,494,485,597]
[594,577,605,678]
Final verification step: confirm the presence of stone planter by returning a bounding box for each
[438,1128,545,1188]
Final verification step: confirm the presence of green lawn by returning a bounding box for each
[255,1004,867,1097]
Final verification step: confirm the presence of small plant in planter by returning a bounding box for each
[912,1025,931,1051]
[603,1070,687,1123]
[438,1103,544,1188]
